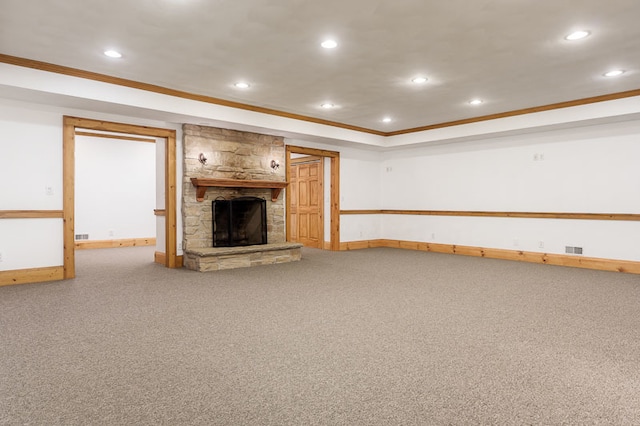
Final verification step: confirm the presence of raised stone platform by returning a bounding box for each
[183,242,303,272]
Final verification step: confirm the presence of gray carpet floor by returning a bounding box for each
[2,246,640,425]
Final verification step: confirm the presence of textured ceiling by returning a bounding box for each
[1,0,639,132]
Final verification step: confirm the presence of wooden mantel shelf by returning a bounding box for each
[190,178,288,202]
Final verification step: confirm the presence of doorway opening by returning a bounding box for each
[74,130,157,253]
[62,116,178,279]
[285,145,340,250]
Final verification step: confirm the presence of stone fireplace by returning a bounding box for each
[181,125,301,271]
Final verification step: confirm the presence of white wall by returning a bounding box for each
[339,149,383,242]
[0,103,63,210]
[0,219,63,270]
[0,102,64,270]
[382,120,640,211]
[75,135,156,241]
[0,98,183,271]
[380,119,640,261]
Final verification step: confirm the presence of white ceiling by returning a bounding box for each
[1,0,639,133]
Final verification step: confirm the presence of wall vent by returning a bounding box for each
[574,247,583,255]
[565,246,574,254]
[75,234,89,240]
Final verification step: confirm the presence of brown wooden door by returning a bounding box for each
[290,158,323,248]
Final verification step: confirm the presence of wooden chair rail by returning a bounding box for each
[0,210,64,219]
[340,209,640,221]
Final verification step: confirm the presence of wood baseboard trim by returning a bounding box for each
[0,266,64,286]
[75,238,156,250]
[340,240,375,250]
[154,251,166,264]
[341,239,640,274]
[324,241,331,250]
[155,251,183,268]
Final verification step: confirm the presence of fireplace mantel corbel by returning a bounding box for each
[190,178,288,202]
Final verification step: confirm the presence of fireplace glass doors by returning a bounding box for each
[212,197,267,247]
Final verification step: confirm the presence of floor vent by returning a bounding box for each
[565,246,583,255]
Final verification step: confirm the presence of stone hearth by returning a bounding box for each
[183,242,302,272]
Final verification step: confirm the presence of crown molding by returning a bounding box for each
[1,53,639,138]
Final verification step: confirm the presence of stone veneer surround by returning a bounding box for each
[182,125,300,270]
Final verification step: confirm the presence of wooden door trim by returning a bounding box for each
[286,145,340,251]
[63,116,178,278]
[291,155,323,165]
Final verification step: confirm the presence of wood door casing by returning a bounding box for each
[290,158,323,248]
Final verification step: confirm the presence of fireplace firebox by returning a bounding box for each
[212,197,267,247]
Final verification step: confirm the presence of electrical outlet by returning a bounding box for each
[178,242,183,250]
[108,230,114,237]
[513,239,519,247]
[538,241,544,248]
[45,186,54,196]
[431,233,435,239]
[0,252,3,263]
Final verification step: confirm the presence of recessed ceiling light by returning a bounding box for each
[603,69,625,77]
[382,117,392,123]
[469,99,483,105]
[411,76,428,84]
[320,103,335,109]
[565,30,590,41]
[104,50,122,58]
[234,82,250,89]
[321,39,338,49]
